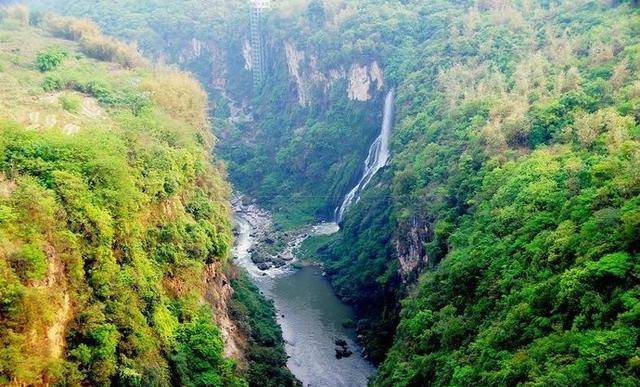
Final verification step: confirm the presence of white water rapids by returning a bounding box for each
[335,88,395,222]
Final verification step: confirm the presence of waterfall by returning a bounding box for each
[335,88,395,222]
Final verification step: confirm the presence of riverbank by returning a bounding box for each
[232,196,338,271]
[231,198,375,386]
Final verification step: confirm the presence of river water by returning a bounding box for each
[233,215,375,386]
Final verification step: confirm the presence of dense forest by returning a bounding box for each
[6,0,640,386]
[0,7,296,386]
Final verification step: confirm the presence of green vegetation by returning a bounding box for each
[0,10,243,386]
[17,0,640,385]
[35,46,67,71]
[58,93,81,112]
[376,147,640,385]
[230,273,299,387]
[172,309,245,387]
[26,0,384,228]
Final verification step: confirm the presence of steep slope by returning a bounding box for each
[345,1,639,384]
[0,8,244,385]
[25,0,397,227]
[22,0,640,384]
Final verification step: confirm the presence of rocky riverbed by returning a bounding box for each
[231,197,375,386]
[232,196,338,271]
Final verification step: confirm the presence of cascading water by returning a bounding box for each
[335,88,395,222]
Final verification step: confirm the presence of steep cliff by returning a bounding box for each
[25,0,393,226]
[0,9,244,385]
[22,1,640,385]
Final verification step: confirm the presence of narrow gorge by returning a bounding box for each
[4,1,640,386]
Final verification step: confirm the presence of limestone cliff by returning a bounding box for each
[204,263,247,362]
[394,217,430,282]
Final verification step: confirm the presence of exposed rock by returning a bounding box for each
[370,61,384,91]
[348,64,371,101]
[256,262,272,271]
[0,173,17,198]
[394,216,430,281]
[38,244,72,360]
[285,41,309,106]
[81,98,105,119]
[191,38,203,57]
[347,61,385,101]
[335,342,353,359]
[242,39,253,71]
[204,262,247,361]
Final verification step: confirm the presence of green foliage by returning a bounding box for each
[229,274,299,387]
[58,93,81,113]
[0,22,237,386]
[172,309,246,387]
[374,146,640,385]
[12,243,48,281]
[35,46,67,72]
[21,0,640,385]
[41,63,151,115]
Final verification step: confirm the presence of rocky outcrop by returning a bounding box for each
[394,217,430,281]
[284,41,310,106]
[42,246,71,360]
[348,61,384,101]
[283,41,385,105]
[242,39,253,71]
[204,262,247,361]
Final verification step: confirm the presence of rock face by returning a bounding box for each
[334,338,353,359]
[348,61,384,101]
[283,41,384,106]
[284,41,310,106]
[204,262,247,361]
[394,216,430,281]
[242,39,253,70]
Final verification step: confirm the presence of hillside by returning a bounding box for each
[0,7,260,385]
[15,0,640,386]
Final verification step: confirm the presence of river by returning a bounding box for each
[233,214,375,387]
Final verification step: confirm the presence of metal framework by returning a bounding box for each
[250,0,270,89]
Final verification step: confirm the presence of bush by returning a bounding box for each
[2,5,29,26]
[172,311,246,387]
[42,75,64,91]
[36,47,68,72]
[80,34,146,69]
[10,243,48,281]
[44,14,146,69]
[140,70,208,128]
[45,14,100,41]
[59,94,82,113]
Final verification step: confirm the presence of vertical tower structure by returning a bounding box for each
[250,0,271,89]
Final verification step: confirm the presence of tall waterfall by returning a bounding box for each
[335,88,395,222]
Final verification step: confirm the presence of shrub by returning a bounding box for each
[172,311,245,387]
[42,75,64,91]
[36,47,68,72]
[59,94,82,113]
[140,70,208,129]
[2,5,29,26]
[44,14,146,69]
[10,243,48,281]
[45,14,100,41]
[80,81,116,105]
[80,34,146,69]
